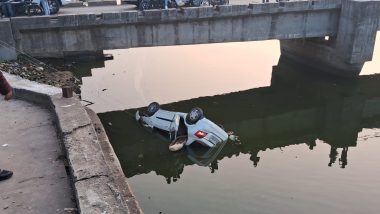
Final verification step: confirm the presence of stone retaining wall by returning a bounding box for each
[5,73,143,214]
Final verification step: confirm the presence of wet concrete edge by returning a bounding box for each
[7,73,143,214]
[85,107,143,214]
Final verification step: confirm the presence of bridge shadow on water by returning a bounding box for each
[98,56,380,184]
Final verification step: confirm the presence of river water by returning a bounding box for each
[65,36,380,214]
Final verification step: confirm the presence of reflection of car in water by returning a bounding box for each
[136,102,228,148]
[186,142,226,166]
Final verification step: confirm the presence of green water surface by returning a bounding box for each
[62,40,380,214]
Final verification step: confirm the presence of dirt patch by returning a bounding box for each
[0,57,81,94]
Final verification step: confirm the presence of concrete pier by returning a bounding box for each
[280,0,380,77]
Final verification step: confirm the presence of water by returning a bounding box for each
[75,41,278,113]
[65,37,380,214]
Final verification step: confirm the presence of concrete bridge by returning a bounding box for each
[1,0,380,77]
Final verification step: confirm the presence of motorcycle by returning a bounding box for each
[12,0,44,16]
[1,0,61,16]
[138,0,228,11]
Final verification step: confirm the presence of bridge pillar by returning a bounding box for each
[280,0,380,77]
[0,19,17,61]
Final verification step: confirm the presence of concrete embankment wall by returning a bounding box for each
[1,0,342,58]
[0,20,17,61]
[5,73,143,214]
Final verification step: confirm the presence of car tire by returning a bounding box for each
[170,0,177,8]
[139,0,154,10]
[48,0,60,15]
[146,102,160,116]
[186,107,204,125]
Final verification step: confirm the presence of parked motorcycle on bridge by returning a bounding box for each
[12,0,44,16]
[138,0,228,11]
[1,0,56,16]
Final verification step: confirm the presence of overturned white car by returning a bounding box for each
[136,102,228,148]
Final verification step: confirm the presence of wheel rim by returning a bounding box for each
[141,1,152,10]
[189,110,200,120]
[50,2,58,13]
[148,105,156,112]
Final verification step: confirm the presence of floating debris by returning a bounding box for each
[169,136,186,152]
[227,131,238,140]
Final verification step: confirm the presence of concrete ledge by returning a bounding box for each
[215,5,250,16]
[249,2,279,14]
[5,72,143,214]
[86,107,143,214]
[181,6,214,19]
[101,11,139,24]
[311,0,341,10]
[58,14,98,27]
[4,73,61,96]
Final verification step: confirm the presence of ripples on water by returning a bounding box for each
[57,37,380,214]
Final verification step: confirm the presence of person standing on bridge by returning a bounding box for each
[0,0,15,17]
[41,0,50,16]
[33,0,50,16]
[0,71,13,181]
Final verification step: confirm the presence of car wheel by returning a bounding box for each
[199,0,211,6]
[48,0,60,15]
[146,102,160,116]
[139,0,154,10]
[186,107,204,125]
[170,0,178,8]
